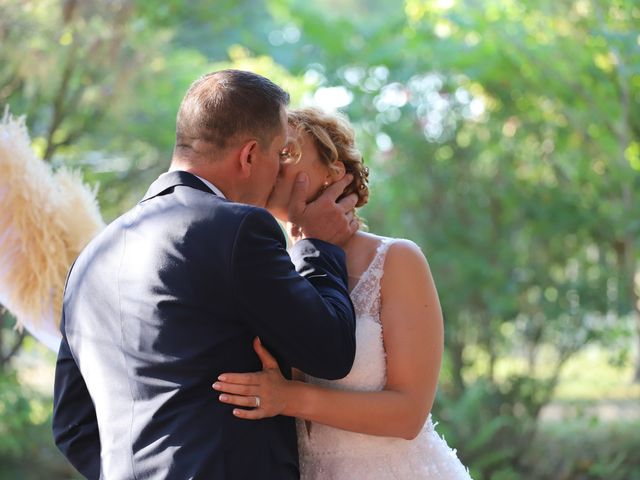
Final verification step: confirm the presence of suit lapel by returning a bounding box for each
[141,171,216,203]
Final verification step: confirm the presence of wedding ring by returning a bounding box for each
[255,396,261,408]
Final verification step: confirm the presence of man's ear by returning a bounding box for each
[238,140,258,178]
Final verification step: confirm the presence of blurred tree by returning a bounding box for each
[0,0,167,220]
[387,0,640,383]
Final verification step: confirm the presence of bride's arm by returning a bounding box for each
[214,240,443,440]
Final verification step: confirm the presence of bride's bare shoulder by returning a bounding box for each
[350,233,427,270]
[382,237,431,280]
[387,238,424,256]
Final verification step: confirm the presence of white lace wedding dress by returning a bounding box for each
[297,238,472,479]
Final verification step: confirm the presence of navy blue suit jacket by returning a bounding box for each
[52,171,356,479]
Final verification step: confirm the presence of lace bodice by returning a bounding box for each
[297,237,472,479]
[308,238,393,393]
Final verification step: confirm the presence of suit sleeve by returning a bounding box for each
[52,315,101,480]
[230,208,356,379]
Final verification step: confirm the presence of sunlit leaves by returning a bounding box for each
[216,45,316,105]
[625,142,640,170]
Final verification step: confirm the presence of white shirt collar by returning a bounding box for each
[191,174,226,199]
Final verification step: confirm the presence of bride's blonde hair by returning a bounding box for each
[287,107,370,218]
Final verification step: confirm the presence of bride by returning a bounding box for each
[213,107,472,479]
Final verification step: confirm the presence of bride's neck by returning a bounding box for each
[340,230,366,260]
[341,230,359,251]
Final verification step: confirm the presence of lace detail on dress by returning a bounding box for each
[349,238,393,322]
[297,236,472,479]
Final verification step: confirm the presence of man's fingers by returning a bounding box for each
[287,173,360,244]
[346,208,356,222]
[253,337,278,369]
[348,216,359,235]
[337,193,358,213]
[320,174,354,202]
[287,172,309,220]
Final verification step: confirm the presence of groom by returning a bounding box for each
[52,70,358,479]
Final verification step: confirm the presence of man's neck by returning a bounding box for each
[190,173,226,199]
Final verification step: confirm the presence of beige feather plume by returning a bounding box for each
[0,109,105,334]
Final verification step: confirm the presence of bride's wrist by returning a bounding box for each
[282,380,306,418]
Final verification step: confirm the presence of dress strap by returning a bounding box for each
[351,238,395,320]
[367,238,394,285]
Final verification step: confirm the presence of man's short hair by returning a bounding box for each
[175,69,290,155]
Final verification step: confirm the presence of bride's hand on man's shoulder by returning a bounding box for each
[213,337,291,420]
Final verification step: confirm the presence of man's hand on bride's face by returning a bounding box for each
[213,337,289,420]
[287,172,359,246]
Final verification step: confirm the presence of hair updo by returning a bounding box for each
[287,107,369,210]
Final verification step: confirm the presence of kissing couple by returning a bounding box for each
[53,69,470,479]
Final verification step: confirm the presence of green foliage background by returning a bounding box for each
[0,0,638,478]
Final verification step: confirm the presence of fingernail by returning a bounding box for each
[219,394,229,401]
[296,172,308,183]
[233,409,241,416]
[218,375,227,381]
[212,382,220,390]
